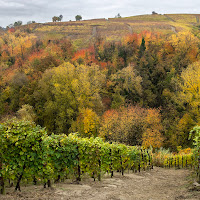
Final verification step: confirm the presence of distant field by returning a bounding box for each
[109,14,171,22]
[165,14,200,24]
[12,14,200,46]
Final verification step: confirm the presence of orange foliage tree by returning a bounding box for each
[142,108,164,148]
[72,46,96,65]
[100,105,163,148]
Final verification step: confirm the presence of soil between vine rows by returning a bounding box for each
[1,167,200,200]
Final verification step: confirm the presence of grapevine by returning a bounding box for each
[0,120,153,194]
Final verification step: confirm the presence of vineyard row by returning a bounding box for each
[0,120,199,194]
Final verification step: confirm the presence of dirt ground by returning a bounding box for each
[1,167,200,200]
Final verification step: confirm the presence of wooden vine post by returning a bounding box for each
[198,151,200,183]
[0,125,5,195]
[174,157,176,168]
[76,145,81,182]
[110,148,113,178]
[177,156,180,169]
[98,147,101,181]
[151,153,153,169]
[0,158,5,195]
[118,149,124,176]
[191,155,193,169]
[138,160,141,172]
[109,142,113,178]
[182,156,184,168]
[186,156,188,168]
[147,150,152,170]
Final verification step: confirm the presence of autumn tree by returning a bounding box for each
[172,61,200,147]
[173,113,196,147]
[110,64,142,108]
[34,62,105,134]
[17,104,36,122]
[9,72,28,112]
[178,61,200,116]
[158,59,200,149]
[142,108,164,148]
[99,105,163,147]
[70,108,100,137]
[169,32,199,72]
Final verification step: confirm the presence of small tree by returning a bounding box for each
[52,16,58,22]
[14,21,22,27]
[27,21,36,25]
[138,37,146,58]
[152,11,158,15]
[75,15,82,21]
[115,13,121,18]
[53,16,63,22]
[59,15,63,21]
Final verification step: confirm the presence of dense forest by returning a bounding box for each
[1,14,200,151]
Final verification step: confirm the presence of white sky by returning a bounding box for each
[1,0,200,27]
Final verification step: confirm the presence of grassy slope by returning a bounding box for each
[14,14,200,47]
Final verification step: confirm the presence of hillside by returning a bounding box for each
[1,11,200,199]
[12,13,200,48]
[1,13,200,150]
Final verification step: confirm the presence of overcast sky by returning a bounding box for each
[1,0,200,27]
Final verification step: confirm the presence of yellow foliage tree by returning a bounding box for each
[178,61,200,121]
[36,62,105,133]
[169,31,199,68]
[173,113,196,147]
[70,108,100,137]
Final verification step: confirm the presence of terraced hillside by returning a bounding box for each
[11,14,200,48]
